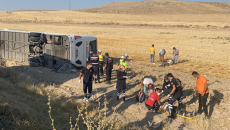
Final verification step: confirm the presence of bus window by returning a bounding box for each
[89,40,97,53]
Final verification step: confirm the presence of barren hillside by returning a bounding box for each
[1,1,230,129]
[79,1,230,14]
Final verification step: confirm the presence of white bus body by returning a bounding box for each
[0,29,97,68]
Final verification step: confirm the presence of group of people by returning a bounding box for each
[150,44,179,67]
[85,50,113,84]
[142,72,209,120]
[79,49,210,120]
[79,50,129,102]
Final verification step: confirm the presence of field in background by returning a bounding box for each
[0,21,229,79]
[0,1,230,79]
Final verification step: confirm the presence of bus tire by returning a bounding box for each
[29,32,41,37]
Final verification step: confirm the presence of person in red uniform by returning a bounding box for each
[145,88,161,112]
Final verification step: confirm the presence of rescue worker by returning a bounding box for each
[167,73,184,118]
[116,65,128,102]
[145,88,161,112]
[104,53,113,84]
[91,53,100,83]
[98,49,104,76]
[120,56,127,73]
[161,75,171,94]
[79,61,95,103]
[124,53,129,63]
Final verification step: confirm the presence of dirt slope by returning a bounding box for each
[79,0,230,14]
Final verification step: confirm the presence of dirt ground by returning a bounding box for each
[2,57,230,130]
[1,1,230,129]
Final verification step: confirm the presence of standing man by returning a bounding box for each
[150,44,155,64]
[91,53,100,83]
[140,78,155,98]
[79,61,95,102]
[120,56,128,73]
[116,65,128,102]
[87,50,93,61]
[159,49,166,62]
[104,53,113,84]
[167,73,184,118]
[192,71,209,120]
[98,49,104,76]
[172,47,179,65]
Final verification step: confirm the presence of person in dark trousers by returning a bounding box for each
[167,73,185,118]
[116,65,128,102]
[87,50,93,61]
[104,53,113,84]
[192,71,209,120]
[98,49,104,76]
[145,88,161,112]
[91,53,100,83]
[161,75,171,94]
[79,61,95,103]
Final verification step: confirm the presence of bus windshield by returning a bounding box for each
[89,40,97,53]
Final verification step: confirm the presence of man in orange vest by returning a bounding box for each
[192,71,209,120]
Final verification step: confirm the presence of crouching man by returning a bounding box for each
[145,88,161,112]
[141,78,155,99]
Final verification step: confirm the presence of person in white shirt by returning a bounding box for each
[158,59,173,68]
[140,78,155,97]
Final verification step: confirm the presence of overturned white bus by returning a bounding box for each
[0,29,97,71]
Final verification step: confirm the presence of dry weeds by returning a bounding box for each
[0,67,115,130]
[0,1,230,129]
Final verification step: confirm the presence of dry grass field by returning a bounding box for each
[0,0,230,130]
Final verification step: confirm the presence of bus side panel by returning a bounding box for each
[0,31,30,63]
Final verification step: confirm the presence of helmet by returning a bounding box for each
[121,56,125,59]
[98,49,102,52]
[124,53,129,57]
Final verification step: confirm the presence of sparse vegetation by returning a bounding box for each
[0,0,230,129]
[0,68,115,130]
[159,32,174,34]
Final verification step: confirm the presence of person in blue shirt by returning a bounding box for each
[87,50,93,61]
[159,49,166,62]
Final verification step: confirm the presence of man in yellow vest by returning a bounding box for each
[150,44,155,64]
[120,56,127,72]
[98,49,104,76]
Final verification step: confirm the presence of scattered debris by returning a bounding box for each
[56,63,72,74]
[37,70,42,73]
